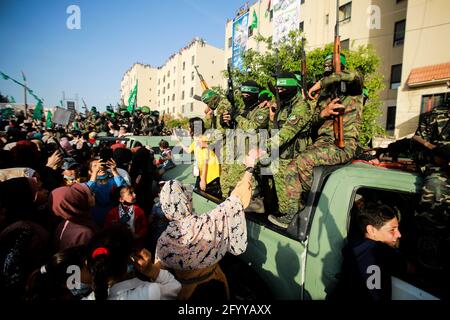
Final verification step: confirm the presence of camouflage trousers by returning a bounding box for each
[221,162,261,198]
[417,166,450,228]
[221,162,246,198]
[273,159,297,215]
[283,140,356,214]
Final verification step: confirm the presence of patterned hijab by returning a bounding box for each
[156,180,247,270]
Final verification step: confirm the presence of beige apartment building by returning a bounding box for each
[224,0,418,137]
[120,38,225,118]
[156,38,224,118]
[120,63,158,109]
[395,0,450,137]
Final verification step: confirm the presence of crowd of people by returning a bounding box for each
[0,50,448,301]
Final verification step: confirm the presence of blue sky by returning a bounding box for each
[0,0,245,110]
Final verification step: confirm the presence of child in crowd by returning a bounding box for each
[105,186,148,241]
[155,139,176,176]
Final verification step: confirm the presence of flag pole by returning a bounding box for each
[22,71,28,118]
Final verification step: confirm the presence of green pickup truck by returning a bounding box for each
[125,135,444,300]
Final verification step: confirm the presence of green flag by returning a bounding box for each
[46,111,52,128]
[250,10,258,30]
[127,81,138,113]
[33,99,43,120]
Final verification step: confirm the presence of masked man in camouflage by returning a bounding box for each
[219,80,270,205]
[267,57,364,229]
[259,72,316,220]
[413,94,450,270]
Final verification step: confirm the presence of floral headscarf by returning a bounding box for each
[156,180,247,270]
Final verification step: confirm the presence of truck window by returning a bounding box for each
[346,188,448,299]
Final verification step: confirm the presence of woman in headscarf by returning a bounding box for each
[155,154,257,300]
[50,183,96,251]
[0,177,49,233]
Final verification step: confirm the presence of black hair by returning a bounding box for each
[357,203,399,235]
[86,226,134,300]
[25,246,88,301]
[189,117,204,136]
[113,147,132,170]
[159,139,169,149]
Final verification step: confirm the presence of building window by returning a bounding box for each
[393,19,406,47]
[421,93,447,114]
[227,57,232,66]
[182,76,185,84]
[191,55,195,65]
[212,60,214,64]
[191,71,195,81]
[386,106,396,130]
[211,75,214,79]
[172,107,175,113]
[173,80,176,86]
[168,71,170,77]
[183,62,186,70]
[168,83,170,89]
[158,90,160,96]
[190,87,194,97]
[174,66,176,73]
[172,94,175,101]
[163,98,165,105]
[158,79,160,85]
[228,37,232,48]
[163,87,165,94]
[325,14,329,25]
[269,10,273,21]
[190,103,194,112]
[301,0,305,4]
[182,105,185,113]
[390,64,402,89]
[339,2,352,23]
[299,21,304,33]
[182,91,185,100]
[341,38,350,50]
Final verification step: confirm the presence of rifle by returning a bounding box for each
[225,63,237,129]
[332,0,346,149]
[301,37,309,100]
[82,98,89,117]
[194,65,209,91]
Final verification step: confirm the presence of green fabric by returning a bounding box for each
[250,10,258,30]
[33,100,43,120]
[46,111,52,128]
[325,53,347,66]
[127,81,138,112]
[201,89,218,103]
[240,85,260,94]
[276,78,298,87]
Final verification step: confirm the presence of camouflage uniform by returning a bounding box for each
[414,104,450,269]
[267,94,315,215]
[271,89,363,228]
[220,103,269,197]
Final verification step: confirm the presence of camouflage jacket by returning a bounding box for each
[313,93,364,151]
[268,95,315,159]
[416,105,450,146]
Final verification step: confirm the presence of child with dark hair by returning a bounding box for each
[105,186,148,241]
[84,226,180,300]
[330,203,409,301]
[156,139,175,176]
[26,246,91,300]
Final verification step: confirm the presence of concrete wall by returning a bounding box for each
[395,0,450,137]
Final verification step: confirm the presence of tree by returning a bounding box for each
[226,30,386,147]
